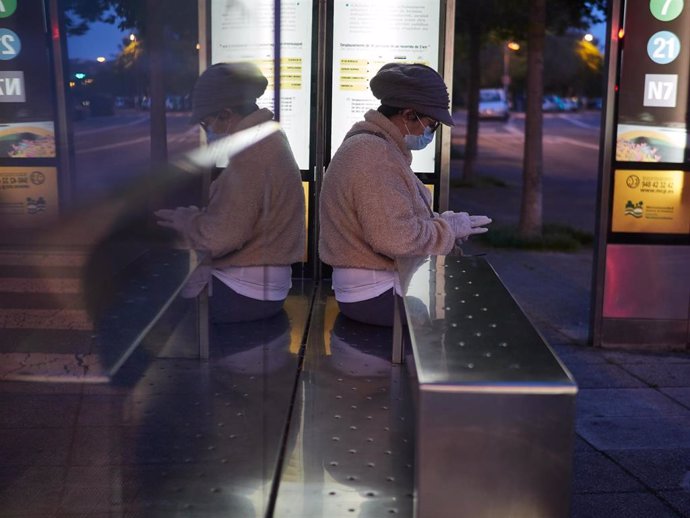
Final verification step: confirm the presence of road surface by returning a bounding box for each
[71,110,200,201]
[450,110,603,233]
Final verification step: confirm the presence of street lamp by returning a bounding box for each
[96,56,106,63]
[584,33,594,42]
[129,33,136,42]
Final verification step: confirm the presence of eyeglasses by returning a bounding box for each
[199,115,215,132]
[416,113,440,133]
[199,111,226,132]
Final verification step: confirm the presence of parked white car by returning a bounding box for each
[542,95,562,112]
[478,88,510,121]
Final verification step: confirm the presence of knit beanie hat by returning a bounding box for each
[370,63,454,126]
[190,62,268,124]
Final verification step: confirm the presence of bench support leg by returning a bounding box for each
[392,295,405,364]
[198,287,210,360]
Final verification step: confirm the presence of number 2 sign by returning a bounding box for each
[0,28,20,60]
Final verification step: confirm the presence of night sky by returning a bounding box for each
[64,13,608,62]
[67,20,129,61]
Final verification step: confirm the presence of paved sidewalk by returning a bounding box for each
[449,161,690,517]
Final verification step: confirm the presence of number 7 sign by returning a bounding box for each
[650,0,684,21]
[0,0,18,18]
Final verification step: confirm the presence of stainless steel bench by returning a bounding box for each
[395,255,578,518]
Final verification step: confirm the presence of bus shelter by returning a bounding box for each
[592,0,690,350]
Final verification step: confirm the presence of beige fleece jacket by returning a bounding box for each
[319,109,455,271]
[179,108,305,267]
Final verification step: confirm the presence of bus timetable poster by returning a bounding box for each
[211,0,313,170]
[331,0,441,173]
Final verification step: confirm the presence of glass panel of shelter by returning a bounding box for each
[0,1,307,516]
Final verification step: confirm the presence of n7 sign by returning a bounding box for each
[643,74,678,107]
[0,71,24,101]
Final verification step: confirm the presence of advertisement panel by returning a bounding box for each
[0,166,58,227]
[0,121,55,158]
[612,169,690,233]
[211,0,313,170]
[615,0,690,163]
[331,0,441,173]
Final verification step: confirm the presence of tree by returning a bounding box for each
[574,37,604,98]
[455,0,605,237]
[519,0,546,238]
[539,32,604,97]
[454,1,497,183]
[113,36,145,98]
[515,0,604,238]
[144,0,167,167]
[62,0,198,166]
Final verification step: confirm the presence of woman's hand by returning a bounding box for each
[154,206,200,232]
[440,211,492,241]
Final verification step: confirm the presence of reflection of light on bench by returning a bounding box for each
[273,284,415,516]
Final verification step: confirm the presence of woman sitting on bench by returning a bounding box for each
[319,63,491,326]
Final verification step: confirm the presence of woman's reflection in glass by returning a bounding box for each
[155,63,305,323]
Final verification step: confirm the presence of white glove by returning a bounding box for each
[440,211,492,240]
[154,206,200,233]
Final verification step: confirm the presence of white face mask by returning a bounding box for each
[202,111,233,143]
[206,129,228,144]
[404,126,435,150]
[404,114,436,150]
[205,129,222,143]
